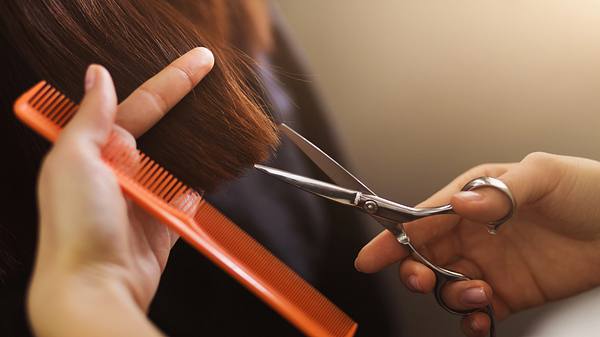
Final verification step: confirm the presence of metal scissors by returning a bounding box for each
[255,124,516,337]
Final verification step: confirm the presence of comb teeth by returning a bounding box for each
[194,205,357,337]
[14,81,357,337]
[29,82,78,128]
[101,134,203,216]
[16,81,203,216]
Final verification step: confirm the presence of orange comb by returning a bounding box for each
[14,81,357,337]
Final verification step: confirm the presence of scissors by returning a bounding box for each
[255,124,516,337]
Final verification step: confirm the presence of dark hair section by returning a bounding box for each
[0,1,278,321]
[0,0,279,191]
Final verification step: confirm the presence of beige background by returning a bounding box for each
[276,1,600,336]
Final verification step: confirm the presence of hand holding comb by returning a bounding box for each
[14,81,357,337]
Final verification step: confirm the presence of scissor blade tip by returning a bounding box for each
[254,164,280,176]
[254,164,268,171]
[278,123,297,135]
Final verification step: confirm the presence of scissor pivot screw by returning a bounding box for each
[364,200,378,214]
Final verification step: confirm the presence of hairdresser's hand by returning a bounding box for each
[28,48,214,337]
[355,153,600,337]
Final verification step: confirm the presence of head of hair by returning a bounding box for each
[0,0,278,299]
[0,0,278,191]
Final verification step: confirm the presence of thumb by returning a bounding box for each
[451,156,555,224]
[451,186,512,225]
[59,65,117,150]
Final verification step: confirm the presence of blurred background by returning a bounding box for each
[275,1,600,336]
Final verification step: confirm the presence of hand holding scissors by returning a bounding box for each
[354,151,600,337]
[257,125,600,337]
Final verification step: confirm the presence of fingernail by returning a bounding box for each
[189,47,214,72]
[470,318,481,332]
[407,275,421,292]
[84,65,97,92]
[461,287,488,306]
[456,191,484,201]
[354,257,363,272]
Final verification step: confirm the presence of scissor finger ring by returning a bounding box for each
[461,176,517,233]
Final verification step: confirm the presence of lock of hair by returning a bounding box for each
[14,81,358,337]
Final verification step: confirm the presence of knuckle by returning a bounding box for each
[522,151,552,164]
[521,152,563,170]
[521,152,569,188]
[466,163,496,177]
[167,63,195,91]
[137,85,169,115]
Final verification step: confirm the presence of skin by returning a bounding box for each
[25,46,600,337]
[355,153,600,336]
[27,47,214,337]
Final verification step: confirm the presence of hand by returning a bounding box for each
[355,152,600,337]
[28,48,214,337]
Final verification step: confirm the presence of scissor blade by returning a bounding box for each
[254,164,361,206]
[279,124,375,195]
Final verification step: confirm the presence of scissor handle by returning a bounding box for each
[406,241,497,337]
[433,269,496,337]
[363,176,516,227]
[400,177,513,337]
[460,176,516,234]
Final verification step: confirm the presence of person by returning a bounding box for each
[355,152,600,336]
[30,48,600,337]
[1,2,395,336]
[28,47,392,335]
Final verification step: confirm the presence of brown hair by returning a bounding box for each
[0,2,279,317]
[0,0,278,191]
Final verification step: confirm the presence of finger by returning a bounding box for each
[59,65,117,150]
[439,258,492,311]
[406,164,513,245]
[418,163,514,209]
[499,152,563,208]
[441,279,492,312]
[116,47,214,137]
[461,312,491,337]
[398,259,436,293]
[452,187,512,225]
[452,155,558,225]
[355,230,410,273]
[414,230,462,268]
[355,216,463,273]
[112,125,136,148]
[168,230,180,248]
